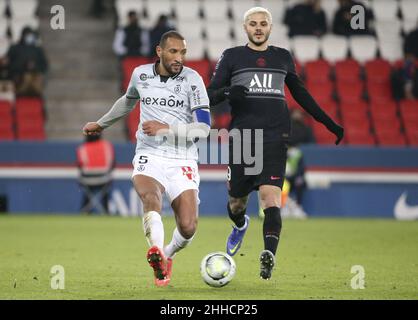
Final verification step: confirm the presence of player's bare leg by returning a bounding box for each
[165,189,198,257]
[133,175,168,286]
[258,184,282,280]
[164,189,199,282]
[226,195,250,256]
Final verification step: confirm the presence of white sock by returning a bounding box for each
[142,211,164,249]
[164,228,194,259]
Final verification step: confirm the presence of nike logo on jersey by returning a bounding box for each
[270,176,281,180]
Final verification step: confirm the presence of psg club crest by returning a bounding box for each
[256,57,266,67]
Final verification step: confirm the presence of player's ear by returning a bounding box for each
[156,45,162,58]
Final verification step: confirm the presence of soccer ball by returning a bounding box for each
[200,252,236,287]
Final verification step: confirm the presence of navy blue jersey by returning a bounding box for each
[207,45,340,143]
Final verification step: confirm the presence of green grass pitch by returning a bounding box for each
[0,215,417,300]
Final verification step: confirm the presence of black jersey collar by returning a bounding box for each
[153,60,183,79]
[245,44,270,53]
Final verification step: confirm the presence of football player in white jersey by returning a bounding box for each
[82,31,211,286]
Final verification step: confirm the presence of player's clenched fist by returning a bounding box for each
[142,120,169,136]
[83,122,103,136]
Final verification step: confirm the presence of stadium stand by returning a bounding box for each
[3,0,414,146]
[0,0,47,141]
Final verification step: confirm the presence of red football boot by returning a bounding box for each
[146,246,169,287]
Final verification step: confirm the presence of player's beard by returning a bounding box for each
[248,31,270,47]
[160,56,183,76]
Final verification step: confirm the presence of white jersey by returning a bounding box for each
[126,63,210,160]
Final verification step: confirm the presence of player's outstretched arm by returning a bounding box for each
[82,95,138,135]
[286,73,343,144]
[284,51,343,144]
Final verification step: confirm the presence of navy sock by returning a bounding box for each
[227,203,246,228]
[263,206,282,255]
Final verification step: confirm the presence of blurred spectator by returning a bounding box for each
[77,133,115,214]
[284,0,327,37]
[332,0,375,36]
[404,25,418,59]
[148,15,175,57]
[391,55,418,101]
[289,108,316,146]
[0,56,15,102]
[113,10,149,58]
[7,27,48,97]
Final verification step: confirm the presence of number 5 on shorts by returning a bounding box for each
[138,155,148,164]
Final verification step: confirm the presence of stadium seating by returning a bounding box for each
[258,0,286,23]
[349,36,378,64]
[111,0,418,147]
[370,100,397,116]
[144,0,173,25]
[365,59,392,84]
[177,20,204,41]
[337,81,364,103]
[9,0,38,19]
[206,39,235,61]
[399,0,418,21]
[306,81,334,103]
[14,97,45,141]
[185,38,206,60]
[371,0,399,21]
[335,59,361,83]
[0,101,14,140]
[379,38,403,63]
[304,59,331,84]
[345,130,376,146]
[320,35,349,63]
[201,0,230,22]
[291,36,320,63]
[230,0,257,21]
[115,0,144,26]
[375,20,402,40]
[366,82,393,102]
[205,22,233,42]
[174,0,201,21]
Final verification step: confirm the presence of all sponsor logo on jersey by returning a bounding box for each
[249,73,281,94]
[141,95,184,108]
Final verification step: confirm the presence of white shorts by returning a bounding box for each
[132,153,200,203]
